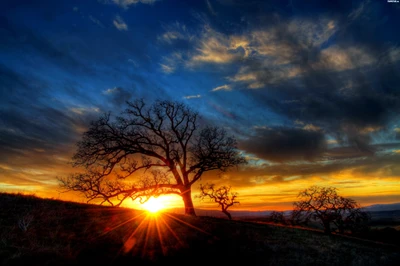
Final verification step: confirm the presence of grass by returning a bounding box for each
[1,192,399,266]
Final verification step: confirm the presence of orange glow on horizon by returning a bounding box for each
[141,197,166,213]
[1,166,400,212]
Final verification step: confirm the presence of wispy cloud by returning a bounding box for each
[211,84,231,92]
[159,63,175,73]
[69,106,100,115]
[183,94,201,99]
[89,15,104,27]
[113,15,128,31]
[159,52,183,74]
[206,0,217,16]
[111,0,158,9]
[102,87,119,95]
[158,21,192,44]
[190,27,244,64]
[348,0,367,21]
[314,46,374,71]
[102,87,132,105]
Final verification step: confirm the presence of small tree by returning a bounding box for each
[292,186,369,234]
[197,183,239,220]
[59,99,246,216]
[268,211,287,225]
[342,207,371,234]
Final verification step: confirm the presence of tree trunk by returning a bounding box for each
[323,221,331,234]
[181,187,196,216]
[223,210,232,220]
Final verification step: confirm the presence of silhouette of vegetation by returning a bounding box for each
[267,211,288,225]
[197,183,239,220]
[59,99,246,216]
[1,192,399,266]
[292,186,370,234]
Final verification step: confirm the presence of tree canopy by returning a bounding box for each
[197,183,239,220]
[59,99,246,216]
[292,186,370,234]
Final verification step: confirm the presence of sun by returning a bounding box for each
[142,197,165,213]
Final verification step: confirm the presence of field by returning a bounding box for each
[1,193,400,266]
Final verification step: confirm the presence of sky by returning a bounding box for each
[1,0,400,211]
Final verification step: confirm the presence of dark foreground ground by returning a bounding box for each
[1,193,400,266]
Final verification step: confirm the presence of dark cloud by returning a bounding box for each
[0,64,99,168]
[239,127,327,162]
[0,105,97,165]
[0,16,86,74]
[200,144,400,189]
[237,151,400,181]
[236,2,400,154]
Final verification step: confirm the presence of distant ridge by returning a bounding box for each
[165,208,274,218]
[364,202,400,212]
[165,202,400,218]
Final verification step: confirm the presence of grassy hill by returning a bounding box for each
[1,192,400,266]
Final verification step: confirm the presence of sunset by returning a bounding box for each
[1,0,400,265]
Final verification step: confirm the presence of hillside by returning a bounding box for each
[1,193,400,266]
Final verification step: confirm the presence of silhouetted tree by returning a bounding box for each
[59,99,246,216]
[268,211,287,225]
[197,183,239,220]
[341,207,371,234]
[292,186,369,234]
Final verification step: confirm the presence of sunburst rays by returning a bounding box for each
[83,208,216,262]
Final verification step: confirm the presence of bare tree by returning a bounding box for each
[267,211,287,225]
[197,183,239,220]
[59,99,246,216]
[292,186,369,234]
[341,207,371,234]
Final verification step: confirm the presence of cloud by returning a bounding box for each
[113,15,128,31]
[158,22,192,44]
[348,1,367,22]
[89,15,104,28]
[159,6,399,157]
[211,84,231,92]
[111,0,158,9]
[314,46,375,71]
[183,94,201,99]
[102,87,133,105]
[189,11,400,150]
[159,63,175,74]
[395,128,400,140]
[189,27,247,65]
[234,146,400,183]
[159,31,184,44]
[159,52,184,74]
[240,126,327,163]
[206,0,217,16]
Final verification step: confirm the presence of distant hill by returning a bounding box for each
[365,203,400,212]
[166,207,273,218]
[166,202,400,218]
[1,192,400,266]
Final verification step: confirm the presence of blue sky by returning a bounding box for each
[1,0,400,210]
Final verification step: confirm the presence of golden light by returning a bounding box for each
[142,197,165,213]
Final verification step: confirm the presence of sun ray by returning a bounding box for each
[142,216,154,258]
[158,214,185,248]
[154,217,166,256]
[163,213,213,236]
[120,215,150,254]
[91,211,147,240]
